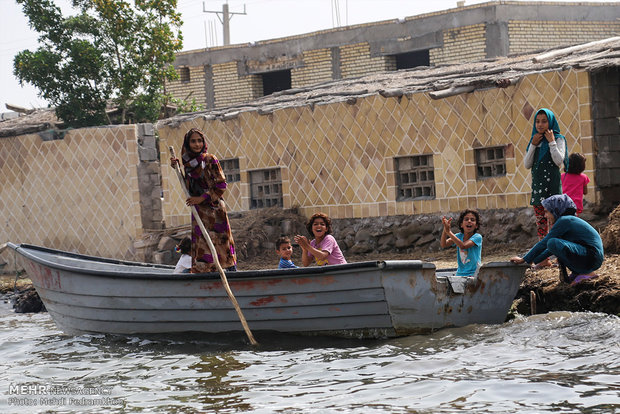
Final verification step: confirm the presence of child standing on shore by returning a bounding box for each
[524,108,568,240]
[275,236,298,269]
[561,152,589,216]
[440,209,483,277]
[294,212,347,266]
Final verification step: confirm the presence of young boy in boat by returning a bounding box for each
[275,236,298,269]
[294,212,347,266]
[440,209,483,277]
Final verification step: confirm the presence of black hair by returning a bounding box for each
[566,152,586,174]
[457,209,481,234]
[306,212,332,236]
[182,128,207,154]
[177,237,191,255]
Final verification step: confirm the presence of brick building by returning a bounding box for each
[167,1,620,110]
[158,38,620,225]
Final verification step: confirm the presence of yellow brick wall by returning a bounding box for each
[430,24,487,65]
[166,66,206,104]
[212,61,262,108]
[509,21,620,55]
[340,42,394,79]
[0,126,144,259]
[158,68,596,223]
[292,48,334,88]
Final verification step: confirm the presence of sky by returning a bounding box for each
[1,0,617,112]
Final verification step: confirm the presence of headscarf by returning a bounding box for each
[526,108,569,171]
[541,194,577,220]
[181,128,211,195]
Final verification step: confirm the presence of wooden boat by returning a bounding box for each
[5,242,526,338]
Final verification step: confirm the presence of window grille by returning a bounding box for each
[394,155,435,200]
[250,168,283,209]
[220,158,240,183]
[475,146,506,179]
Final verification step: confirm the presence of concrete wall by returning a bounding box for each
[166,2,620,110]
[158,68,598,227]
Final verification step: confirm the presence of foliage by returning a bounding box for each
[14,0,183,128]
[166,94,204,114]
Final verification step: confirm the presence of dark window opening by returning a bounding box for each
[262,69,291,96]
[393,50,430,70]
[179,67,190,82]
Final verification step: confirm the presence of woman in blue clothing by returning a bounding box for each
[510,194,604,284]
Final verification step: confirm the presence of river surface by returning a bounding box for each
[0,300,618,413]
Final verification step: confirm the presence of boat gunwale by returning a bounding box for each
[8,242,438,281]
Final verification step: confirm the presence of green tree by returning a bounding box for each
[14,0,183,128]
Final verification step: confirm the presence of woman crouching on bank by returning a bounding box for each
[510,194,603,284]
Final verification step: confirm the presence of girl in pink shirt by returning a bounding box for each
[561,153,590,215]
[294,212,347,266]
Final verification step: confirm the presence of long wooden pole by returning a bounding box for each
[169,147,258,346]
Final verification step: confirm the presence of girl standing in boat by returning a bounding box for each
[525,108,568,240]
[170,128,237,273]
[440,209,483,277]
[295,212,346,266]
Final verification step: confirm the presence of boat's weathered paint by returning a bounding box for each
[8,243,526,338]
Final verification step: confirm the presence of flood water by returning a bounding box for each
[0,300,618,413]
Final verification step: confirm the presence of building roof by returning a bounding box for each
[2,37,618,136]
[158,36,620,128]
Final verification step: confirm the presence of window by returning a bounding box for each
[179,67,190,83]
[250,168,283,209]
[475,146,506,179]
[220,158,240,183]
[393,50,430,70]
[261,69,291,96]
[394,155,435,200]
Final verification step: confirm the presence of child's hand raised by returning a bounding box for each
[294,235,310,249]
[543,129,555,143]
[442,216,452,232]
[531,133,544,145]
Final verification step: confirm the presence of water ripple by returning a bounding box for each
[0,301,618,413]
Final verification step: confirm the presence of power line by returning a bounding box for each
[202,1,247,46]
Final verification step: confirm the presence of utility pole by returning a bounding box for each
[203,2,247,46]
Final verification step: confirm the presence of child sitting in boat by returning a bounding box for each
[275,236,298,269]
[174,237,192,273]
[440,209,483,277]
[294,212,347,266]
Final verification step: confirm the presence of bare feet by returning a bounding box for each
[533,258,554,269]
